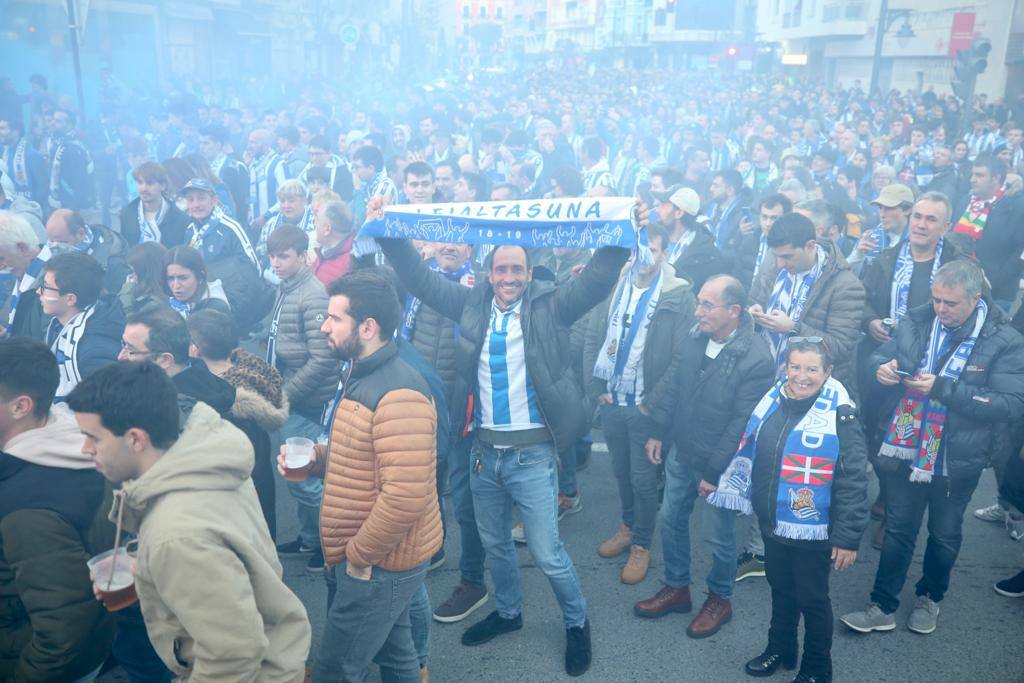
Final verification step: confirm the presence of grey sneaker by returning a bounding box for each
[735,552,766,581]
[1007,513,1024,541]
[433,581,489,623]
[974,503,1008,523]
[907,595,939,634]
[840,603,896,633]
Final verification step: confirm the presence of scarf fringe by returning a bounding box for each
[774,521,829,541]
[909,467,934,484]
[706,491,752,515]
[878,443,916,461]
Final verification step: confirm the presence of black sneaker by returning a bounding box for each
[305,547,325,574]
[429,548,446,572]
[736,552,766,581]
[994,569,1024,597]
[276,538,313,555]
[461,610,523,646]
[565,618,591,677]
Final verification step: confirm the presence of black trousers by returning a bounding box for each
[764,536,833,677]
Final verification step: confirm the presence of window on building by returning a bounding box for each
[480,6,487,19]
[496,6,503,19]
[463,5,469,19]
[654,9,666,26]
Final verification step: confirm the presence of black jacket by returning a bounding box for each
[733,228,765,289]
[379,238,629,452]
[950,192,1024,301]
[750,391,869,551]
[582,265,695,418]
[653,315,776,483]
[924,166,966,207]
[172,359,237,419]
[671,224,730,293]
[868,300,1024,479]
[118,197,191,248]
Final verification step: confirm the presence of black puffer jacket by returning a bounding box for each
[651,314,777,483]
[583,264,695,416]
[379,238,629,452]
[867,300,1024,480]
[750,390,869,551]
[670,224,730,293]
[410,303,461,405]
[118,197,190,248]
[950,192,1024,301]
[82,224,131,295]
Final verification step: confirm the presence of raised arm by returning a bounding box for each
[376,238,473,322]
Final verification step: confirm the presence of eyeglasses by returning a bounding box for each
[36,283,61,294]
[696,301,728,312]
[789,335,830,352]
[120,341,152,358]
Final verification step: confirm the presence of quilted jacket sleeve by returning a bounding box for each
[281,280,337,406]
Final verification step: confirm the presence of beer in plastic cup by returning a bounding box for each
[88,546,137,612]
[284,437,314,481]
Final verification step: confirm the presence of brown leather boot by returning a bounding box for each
[598,524,632,558]
[634,585,692,618]
[621,545,650,584]
[686,593,732,638]
[420,667,429,683]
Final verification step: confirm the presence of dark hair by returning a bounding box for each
[327,270,402,341]
[747,135,772,155]
[551,166,582,197]
[186,309,237,361]
[275,125,300,146]
[126,307,191,365]
[306,167,331,185]
[163,246,208,300]
[759,192,794,214]
[645,222,670,251]
[404,161,434,182]
[353,145,384,173]
[307,134,331,152]
[0,337,59,418]
[481,127,504,145]
[491,182,522,200]
[461,171,490,201]
[198,123,229,145]
[766,212,817,248]
[581,136,605,162]
[639,135,660,158]
[132,161,169,187]
[651,166,684,188]
[434,159,461,179]
[785,339,833,370]
[267,225,309,257]
[44,251,105,310]
[714,169,743,193]
[127,242,169,301]
[973,154,1007,182]
[837,164,864,185]
[66,362,180,449]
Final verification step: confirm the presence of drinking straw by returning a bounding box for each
[107,490,126,590]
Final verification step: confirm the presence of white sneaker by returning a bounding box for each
[974,503,1008,523]
[1007,514,1024,541]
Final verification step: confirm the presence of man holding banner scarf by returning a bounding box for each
[842,260,1024,637]
[370,194,635,677]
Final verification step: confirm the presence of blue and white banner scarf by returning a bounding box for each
[47,303,98,401]
[593,268,663,406]
[5,138,29,197]
[358,196,648,260]
[755,233,769,277]
[879,299,987,483]
[137,195,169,244]
[762,245,826,368]
[167,296,192,318]
[401,259,475,341]
[6,244,51,332]
[258,207,316,262]
[265,292,286,369]
[889,239,942,322]
[666,230,695,266]
[708,377,853,541]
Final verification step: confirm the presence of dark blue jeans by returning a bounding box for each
[871,468,981,613]
[112,604,172,683]
[601,404,659,548]
[449,435,486,586]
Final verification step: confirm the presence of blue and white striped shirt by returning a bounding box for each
[477,298,544,432]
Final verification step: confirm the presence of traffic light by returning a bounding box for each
[726,45,738,57]
[951,38,991,101]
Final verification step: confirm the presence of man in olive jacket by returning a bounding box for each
[0,338,114,682]
[635,276,776,637]
[582,224,694,585]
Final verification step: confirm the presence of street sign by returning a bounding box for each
[339,22,360,47]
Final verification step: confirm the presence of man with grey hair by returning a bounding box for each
[842,259,1024,636]
[0,210,59,338]
[794,199,831,238]
[634,273,775,638]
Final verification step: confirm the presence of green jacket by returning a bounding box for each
[117,403,311,682]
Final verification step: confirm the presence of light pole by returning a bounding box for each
[64,0,87,121]
[868,0,914,96]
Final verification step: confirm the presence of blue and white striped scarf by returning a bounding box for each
[890,239,942,322]
[709,377,853,541]
[593,269,663,406]
[137,196,169,244]
[6,244,50,332]
[763,245,826,368]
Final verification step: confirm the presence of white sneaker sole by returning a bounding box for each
[907,621,936,634]
[433,592,489,623]
[840,616,896,633]
[994,584,1024,598]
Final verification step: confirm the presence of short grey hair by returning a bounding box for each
[915,191,952,224]
[320,200,352,235]
[795,198,831,234]
[276,178,308,201]
[873,164,896,180]
[0,210,39,252]
[778,179,807,204]
[933,259,984,298]
[704,274,747,309]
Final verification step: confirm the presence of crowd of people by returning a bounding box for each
[1,64,1024,683]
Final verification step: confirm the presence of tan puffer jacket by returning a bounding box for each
[314,340,443,571]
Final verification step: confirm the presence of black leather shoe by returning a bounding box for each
[461,610,523,646]
[565,619,591,677]
[745,651,797,677]
[792,672,832,683]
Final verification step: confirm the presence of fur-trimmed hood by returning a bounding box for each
[222,349,290,431]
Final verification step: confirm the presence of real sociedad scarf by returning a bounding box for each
[6,138,28,195]
[592,268,663,405]
[889,239,943,322]
[358,196,648,260]
[879,299,987,483]
[137,196,169,244]
[763,245,826,368]
[401,259,474,341]
[953,186,1005,241]
[708,377,852,542]
[6,244,50,333]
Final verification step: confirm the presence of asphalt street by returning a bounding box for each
[102,439,1022,682]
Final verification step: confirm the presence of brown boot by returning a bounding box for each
[420,667,429,683]
[598,524,632,558]
[634,585,691,618]
[621,545,650,584]
[686,593,732,638]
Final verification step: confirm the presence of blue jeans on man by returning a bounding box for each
[470,440,587,628]
[661,454,738,598]
[280,412,324,550]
